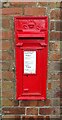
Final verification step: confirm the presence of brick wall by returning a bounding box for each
[1,1,62,120]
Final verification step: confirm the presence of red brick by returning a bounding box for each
[19,100,38,106]
[56,21,62,31]
[0,71,2,81]
[48,83,51,89]
[2,61,15,71]
[48,72,60,80]
[2,99,19,107]
[49,41,60,51]
[39,2,48,6]
[52,81,60,91]
[0,51,2,60]
[2,99,14,107]
[60,98,62,106]
[52,90,60,98]
[2,51,13,61]
[50,9,62,20]
[13,100,19,106]
[2,41,11,50]
[53,98,60,106]
[0,2,2,8]
[49,62,60,71]
[2,31,12,40]
[11,41,15,50]
[2,115,20,120]
[2,62,10,70]
[24,7,46,16]
[50,21,55,31]
[56,2,62,8]
[2,91,13,98]
[2,107,25,114]
[20,99,51,107]
[2,81,13,91]
[49,52,61,61]
[44,116,50,119]
[60,72,62,79]
[52,107,60,115]
[2,71,14,81]
[50,32,55,40]
[60,3,62,8]
[22,116,44,120]
[0,8,2,15]
[2,19,10,28]
[50,32,62,40]
[10,2,36,6]
[2,8,22,15]
[0,115,1,119]
[56,32,62,40]
[37,99,52,106]
[50,10,56,19]
[39,108,52,115]
[0,30,2,39]
[0,41,2,50]
[26,108,38,115]
[48,2,56,8]
[55,90,61,97]
[0,81,1,88]
[0,62,2,71]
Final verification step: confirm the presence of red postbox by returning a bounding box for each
[14,17,48,100]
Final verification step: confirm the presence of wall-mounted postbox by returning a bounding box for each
[14,17,48,100]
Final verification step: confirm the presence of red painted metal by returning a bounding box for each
[14,16,48,100]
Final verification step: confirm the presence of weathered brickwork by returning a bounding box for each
[1,1,62,120]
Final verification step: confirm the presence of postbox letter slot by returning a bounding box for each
[18,37,44,40]
[18,33,45,38]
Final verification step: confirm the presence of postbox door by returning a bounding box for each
[16,44,47,99]
[22,50,42,96]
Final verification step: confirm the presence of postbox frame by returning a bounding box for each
[14,16,48,100]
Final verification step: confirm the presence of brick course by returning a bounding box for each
[1,1,61,119]
[2,8,22,15]
[2,107,25,114]
[50,9,62,20]
[24,7,47,16]
[39,108,52,115]
[2,31,12,40]
[2,18,10,28]
[56,21,62,31]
